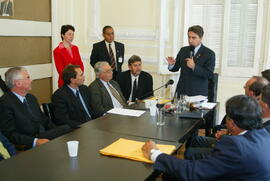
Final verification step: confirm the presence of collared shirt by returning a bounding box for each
[11,91,38,148]
[150,129,248,162]
[262,118,270,124]
[100,79,122,108]
[168,43,202,70]
[128,73,140,102]
[105,41,117,66]
[67,85,91,119]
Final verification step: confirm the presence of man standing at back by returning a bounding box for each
[90,26,125,80]
[167,25,215,97]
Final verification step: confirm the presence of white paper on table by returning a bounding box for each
[107,108,145,117]
[195,102,216,109]
[185,95,208,103]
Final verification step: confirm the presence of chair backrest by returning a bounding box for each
[208,73,219,102]
[41,103,55,123]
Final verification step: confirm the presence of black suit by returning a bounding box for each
[0,76,8,93]
[52,85,94,128]
[88,79,126,118]
[170,44,215,96]
[0,91,71,149]
[90,40,124,79]
[117,70,153,101]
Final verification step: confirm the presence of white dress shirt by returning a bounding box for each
[128,73,140,102]
[105,41,117,68]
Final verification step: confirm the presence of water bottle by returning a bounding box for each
[156,103,165,126]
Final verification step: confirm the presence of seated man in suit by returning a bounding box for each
[0,67,72,149]
[185,75,269,160]
[0,131,16,161]
[90,26,125,80]
[0,75,8,97]
[88,61,126,118]
[117,55,153,102]
[259,85,270,127]
[52,65,94,128]
[142,95,270,181]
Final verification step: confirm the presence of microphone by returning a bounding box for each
[136,79,174,101]
[189,46,195,58]
[165,79,174,88]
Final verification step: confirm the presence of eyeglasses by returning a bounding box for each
[103,69,113,74]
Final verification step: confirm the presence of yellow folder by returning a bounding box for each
[143,97,171,104]
[99,138,176,163]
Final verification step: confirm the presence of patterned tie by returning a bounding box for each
[0,141,10,159]
[107,83,126,106]
[76,90,92,121]
[109,43,116,70]
[131,78,138,102]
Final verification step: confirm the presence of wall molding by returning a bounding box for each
[0,19,51,36]
[0,63,52,80]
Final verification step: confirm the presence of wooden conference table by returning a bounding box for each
[0,107,204,181]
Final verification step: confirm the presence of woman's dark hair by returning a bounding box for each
[60,25,75,40]
[226,95,262,130]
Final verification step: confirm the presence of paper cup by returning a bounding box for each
[150,106,157,116]
[67,141,79,157]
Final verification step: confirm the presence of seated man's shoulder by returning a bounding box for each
[141,71,152,78]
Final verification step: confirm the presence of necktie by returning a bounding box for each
[76,90,92,121]
[107,83,126,106]
[131,78,138,102]
[109,43,116,70]
[23,98,32,113]
[0,141,10,159]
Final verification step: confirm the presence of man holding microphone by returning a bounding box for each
[167,25,215,97]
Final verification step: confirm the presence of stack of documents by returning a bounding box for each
[99,138,176,163]
[144,97,171,104]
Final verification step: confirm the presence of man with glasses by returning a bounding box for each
[90,26,125,80]
[88,61,126,118]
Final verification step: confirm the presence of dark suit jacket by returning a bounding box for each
[170,44,215,96]
[0,91,71,148]
[52,84,94,127]
[0,131,16,161]
[88,79,126,118]
[0,76,8,93]
[90,40,124,73]
[263,119,270,127]
[117,70,153,101]
[154,128,270,181]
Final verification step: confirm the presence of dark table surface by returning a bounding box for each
[89,111,201,143]
[0,126,177,181]
[0,106,203,181]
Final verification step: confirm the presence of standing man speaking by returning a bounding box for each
[167,25,215,97]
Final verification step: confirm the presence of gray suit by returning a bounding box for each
[88,79,126,118]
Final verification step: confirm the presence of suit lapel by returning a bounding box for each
[126,71,132,97]
[194,44,204,62]
[102,41,110,59]
[97,79,114,106]
[63,85,85,113]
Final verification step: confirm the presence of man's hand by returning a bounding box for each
[186,58,195,70]
[215,129,228,140]
[166,57,176,65]
[36,138,50,146]
[141,140,159,159]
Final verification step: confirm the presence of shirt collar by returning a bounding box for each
[105,41,115,46]
[262,117,270,124]
[194,43,202,55]
[67,85,79,95]
[130,72,139,79]
[238,130,248,135]
[12,91,25,103]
